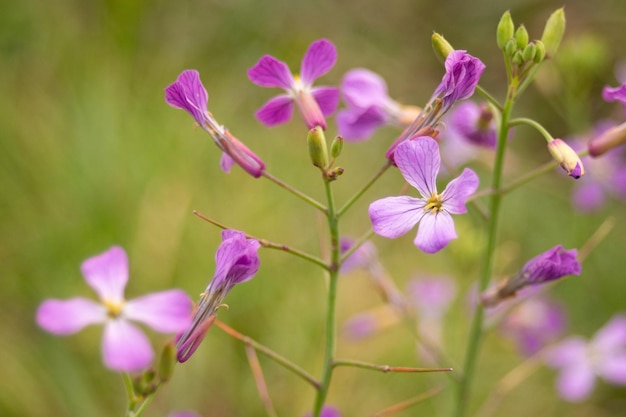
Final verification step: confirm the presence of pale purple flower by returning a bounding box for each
[343,306,399,340]
[501,297,566,356]
[482,245,581,307]
[603,83,626,115]
[336,69,421,141]
[247,39,339,130]
[387,50,485,160]
[165,70,266,178]
[303,405,341,417]
[544,314,626,402]
[169,412,201,417]
[177,230,260,362]
[407,276,457,319]
[36,247,192,372]
[339,237,378,274]
[445,101,497,148]
[370,137,479,254]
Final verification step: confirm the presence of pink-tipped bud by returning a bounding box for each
[548,139,584,179]
[588,121,626,157]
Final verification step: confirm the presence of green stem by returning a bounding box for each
[131,394,155,417]
[337,160,392,217]
[454,81,516,417]
[508,117,554,142]
[262,171,327,212]
[122,373,137,415]
[332,359,452,373]
[312,179,341,417]
[475,85,503,112]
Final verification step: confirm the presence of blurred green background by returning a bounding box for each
[2,0,626,416]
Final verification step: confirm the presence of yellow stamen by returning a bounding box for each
[103,299,124,319]
[424,192,443,213]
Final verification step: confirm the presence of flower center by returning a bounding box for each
[424,192,443,213]
[103,299,125,319]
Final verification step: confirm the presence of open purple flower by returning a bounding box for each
[370,137,479,253]
[177,230,260,362]
[407,276,457,319]
[445,101,497,148]
[544,314,626,402]
[36,246,192,372]
[165,70,266,178]
[247,39,339,130]
[336,69,421,141]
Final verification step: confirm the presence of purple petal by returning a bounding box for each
[544,337,588,368]
[369,196,425,238]
[341,68,390,108]
[212,230,261,288]
[220,152,235,173]
[521,245,582,285]
[592,314,626,352]
[255,95,294,126]
[164,70,209,126]
[447,101,497,148]
[597,354,626,384]
[343,312,379,339]
[414,211,457,254]
[394,137,441,197]
[407,276,457,317]
[81,246,128,303]
[36,298,105,334]
[311,86,340,116]
[434,51,485,110]
[340,238,378,274]
[336,106,388,142]
[300,39,337,86]
[303,405,341,417]
[103,320,154,372]
[124,289,192,333]
[247,55,294,89]
[441,168,479,214]
[556,362,596,402]
[603,84,626,114]
[572,181,606,212]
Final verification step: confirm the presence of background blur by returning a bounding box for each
[2,0,626,416]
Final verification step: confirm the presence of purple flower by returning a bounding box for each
[336,69,421,141]
[36,247,192,372]
[339,237,378,274]
[177,230,260,362]
[303,405,341,417]
[445,101,497,148]
[248,39,339,130]
[482,245,581,307]
[603,83,626,115]
[544,314,626,402]
[501,297,567,356]
[370,137,479,254]
[165,70,266,178]
[407,276,457,319]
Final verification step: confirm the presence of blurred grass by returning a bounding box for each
[2,0,626,416]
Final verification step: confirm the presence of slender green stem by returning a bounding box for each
[337,160,392,217]
[515,64,542,98]
[214,320,321,389]
[508,117,554,142]
[454,81,516,417]
[193,210,329,270]
[131,394,155,417]
[262,171,327,212]
[372,386,444,417]
[312,179,341,417]
[122,373,137,415]
[332,359,452,373]
[339,228,375,265]
[475,85,503,112]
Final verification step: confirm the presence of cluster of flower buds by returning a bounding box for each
[307,126,345,181]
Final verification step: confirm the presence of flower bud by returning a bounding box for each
[522,43,537,62]
[496,11,515,50]
[588,121,626,157]
[548,139,584,179]
[512,50,524,66]
[515,25,529,50]
[505,39,518,57]
[533,40,546,63]
[330,135,344,159]
[541,8,566,58]
[307,126,329,169]
[431,33,454,63]
[158,341,177,382]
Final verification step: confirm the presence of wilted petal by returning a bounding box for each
[341,68,390,108]
[248,55,295,89]
[301,39,337,85]
[369,196,425,238]
[164,70,209,125]
[36,298,105,334]
[414,211,457,254]
[255,94,294,126]
[394,138,441,197]
[212,230,261,288]
[435,51,485,109]
[311,86,340,116]
[103,320,153,372]
[441,168,479,214]
[336,106,387,142]
[81,246,128,303]
[125,289,192,333]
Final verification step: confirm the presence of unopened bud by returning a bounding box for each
[548,139,584,179]
[158,341,177,382]
[522,43,537,62]
[512,50,524,66]
[515,25,529,50]
[505,39,518,58]
[496,11,515,50]
[541,8,566,58]
[330,135,344,159]
[432,33,454,63]
[533,40,546,63]
[588,122,626,157]
[307,126,329,169]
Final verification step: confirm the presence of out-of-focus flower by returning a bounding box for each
[303,405,341,417]
[165,70,266,178]
[544,314,626,402]
[446,101,497,148]
[343,306,399,340]
[482,245,581,307]
[339,237,378,274]
[36,247,192,372]
[387,50,485,161]
[370,137,479,253]
[500,296,567,356]
[177,230,260,362]
[336,69,421,141]
[603,83,626,115]
[407,276,457,319]
[248,39,339,130]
